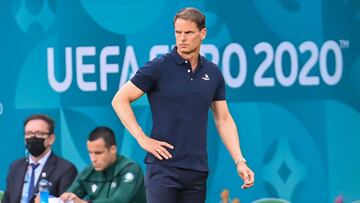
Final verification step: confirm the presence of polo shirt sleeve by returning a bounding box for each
[130,60,159,93]
[92,164,145,203]
[212,72,226,101]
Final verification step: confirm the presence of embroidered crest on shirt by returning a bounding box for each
[91,184,97,193]
[124,172,135,183]
[202,73,210,81]
[111,181,117,188]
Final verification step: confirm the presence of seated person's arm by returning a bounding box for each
[89,164,144,203]
[60,192,87,203]
[61,164,144,203]
[60,174,87,203]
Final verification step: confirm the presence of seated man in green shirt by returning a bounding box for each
[60,126,146,203]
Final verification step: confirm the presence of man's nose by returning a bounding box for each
[180,33,186,41]
[90,155,96,162]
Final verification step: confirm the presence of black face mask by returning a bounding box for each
[26,137,47,157]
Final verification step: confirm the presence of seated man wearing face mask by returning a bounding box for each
[3,114,78,203]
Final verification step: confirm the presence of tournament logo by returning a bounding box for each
[91,184,97,193]
[13,0,56,33]
[124,172,134,183]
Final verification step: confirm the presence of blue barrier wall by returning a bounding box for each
[1,0,360,202]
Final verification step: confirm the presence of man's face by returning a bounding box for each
[24,119,54,150]
[87,139,116,171]
[174,18,206,56]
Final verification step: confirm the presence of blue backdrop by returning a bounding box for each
[1,0,360,202]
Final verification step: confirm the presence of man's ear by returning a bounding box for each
[200,28,207,40]
[48,134,55,145]
[110,145,117,154]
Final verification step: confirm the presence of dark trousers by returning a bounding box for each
[145,163,208,203]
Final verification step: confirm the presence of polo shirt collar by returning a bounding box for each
[170,46,204,67]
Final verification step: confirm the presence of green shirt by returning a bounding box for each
[67,155,146,203]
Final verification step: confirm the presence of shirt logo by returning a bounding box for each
[202,73,210,81]
[124,172,135,183]
[111,181,117,188]
[91,184,97,193]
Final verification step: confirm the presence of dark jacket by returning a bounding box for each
[3,152,78,203]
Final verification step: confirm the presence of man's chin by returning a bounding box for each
[178,48,193,55]
[94,166,104,171]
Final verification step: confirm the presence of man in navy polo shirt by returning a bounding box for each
[112,7,254,203]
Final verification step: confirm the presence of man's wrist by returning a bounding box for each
[235,157,247,166]
[135,128,145,142]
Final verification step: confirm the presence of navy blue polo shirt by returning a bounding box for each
[130,47,225,172]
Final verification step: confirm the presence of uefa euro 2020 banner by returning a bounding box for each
[1,0,360,202]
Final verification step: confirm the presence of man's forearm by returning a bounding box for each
[216,115,245,164]
[111,92,144,141]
